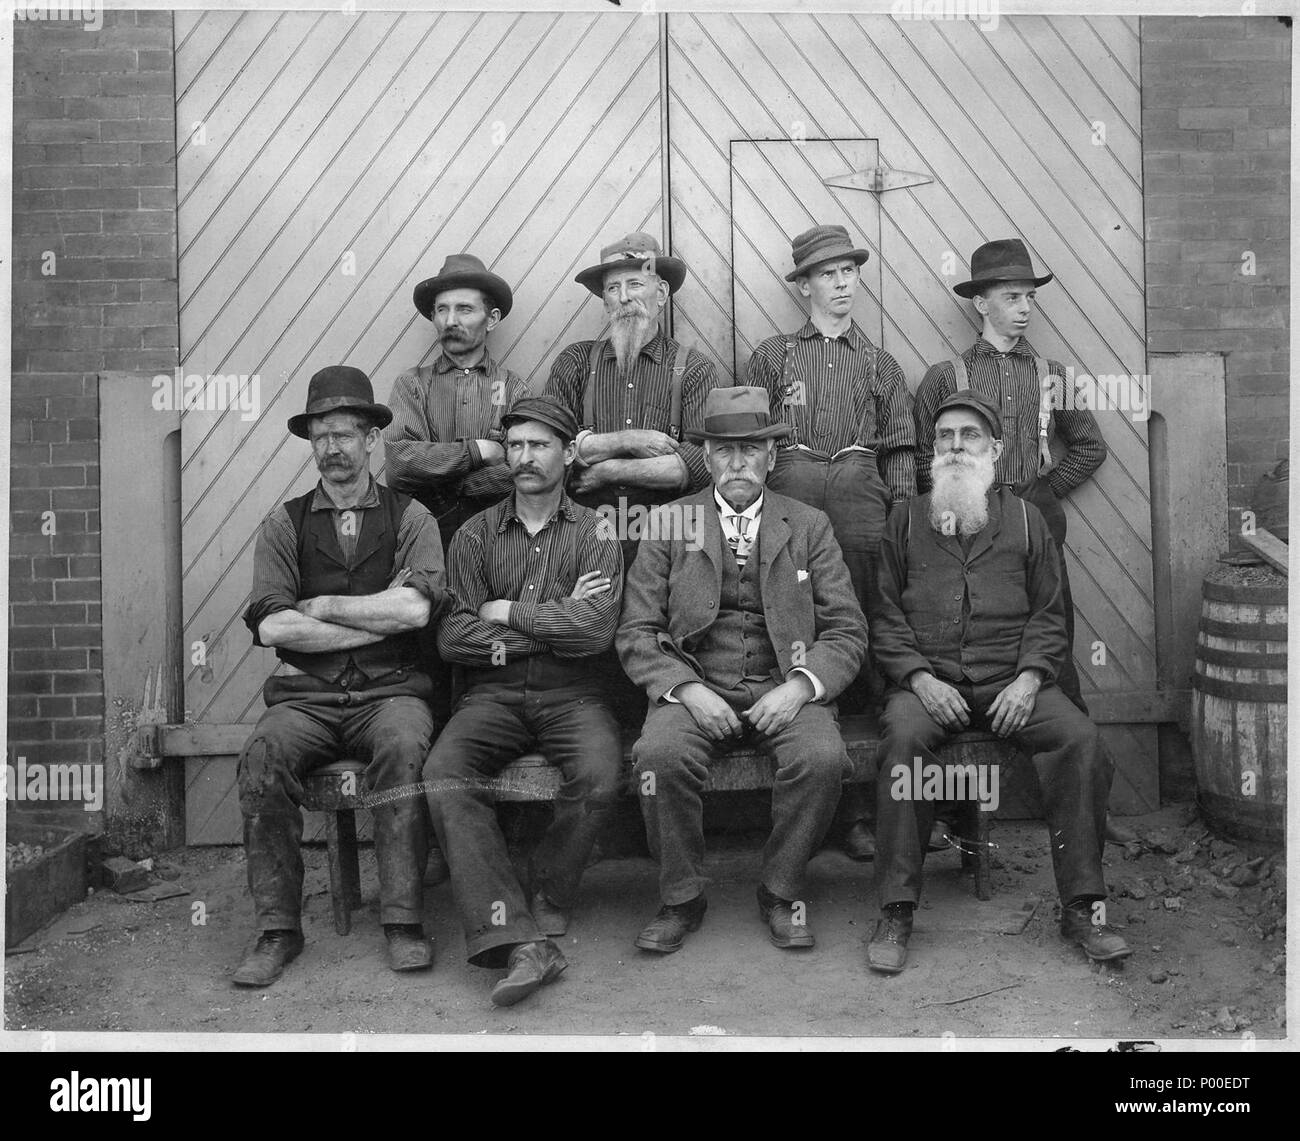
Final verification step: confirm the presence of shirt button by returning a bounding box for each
[534,547,541,553]
[626,418,632,425]
[528,584,535,590]
[627,382,634,389]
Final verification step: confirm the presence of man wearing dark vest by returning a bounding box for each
[385,254,529,549]
[544,231,722,569]
[866,390,1129,973]
[234,366,446,986]
[618,387,868,954]
[747,223,917,861]
[424,394,623,1008]
[912,239,1107,714]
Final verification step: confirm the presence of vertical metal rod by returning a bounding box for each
[658,11,674,341]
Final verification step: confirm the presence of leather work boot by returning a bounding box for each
[384,924,434,972]
[867,903,914,974]
[1060,901,1132,962]
[489,940,568,1007]
[843,821,876,861]
[232,930,305,987]
[530,889,570,938]
[634,895,708,953]
[757,884,815,949]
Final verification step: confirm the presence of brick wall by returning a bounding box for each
[9,10,178,825]
[1141,15,1291,539]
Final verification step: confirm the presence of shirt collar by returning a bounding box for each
[434,348,495,375]
[714,488,764,523]
[311,474,379,512]
[973,334,1037,358]
[496,489,579,533]
[600,328,668,366]
[796,318,868,351]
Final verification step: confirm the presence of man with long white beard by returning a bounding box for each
[544,232,721,569]
[865,391,1128,974]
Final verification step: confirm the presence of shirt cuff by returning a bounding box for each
[573,429,594,469]
[465,437,484,468]
[661,683,683,704]
[790,667,825,703]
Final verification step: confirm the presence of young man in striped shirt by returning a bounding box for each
[423,395,623,1007]
[746,223,917,861]
[912,239,1108,714]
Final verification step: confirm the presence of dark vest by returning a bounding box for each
[276,482,420,684]
[692,533,779,689]
[902,489,1030,685]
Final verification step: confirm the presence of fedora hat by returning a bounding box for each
[574,232,687,297]
[785,223,869,282]
[287,365,392,439]
[413,253,513,320]
[685,386,793,443]
[953,238,1053,299]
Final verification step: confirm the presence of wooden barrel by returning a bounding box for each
[1190,569,1287,844]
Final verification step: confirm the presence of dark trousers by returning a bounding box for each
[237,671,437,932]
[874,682,1111,908]
[1017,478,1086,713]
[632,680,850,905]
[423,663,622,968]
[770,448,890,826]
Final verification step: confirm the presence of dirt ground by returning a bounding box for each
[4,800,1287,1044]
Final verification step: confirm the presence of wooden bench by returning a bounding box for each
[303,715,1027,934]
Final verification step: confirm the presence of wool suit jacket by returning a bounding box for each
[616,487,869,705]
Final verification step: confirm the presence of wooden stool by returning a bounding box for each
[301,758,366,935]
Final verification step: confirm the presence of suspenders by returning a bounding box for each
[582,338,687,441]
[950,352,1055,474]
[777,336,880,451]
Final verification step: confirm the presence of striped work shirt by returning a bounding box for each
[913,336,1107,496]
[435,491,623,667]
[543,330,720,492]
[746,320,917,503]
[383,350,529,505]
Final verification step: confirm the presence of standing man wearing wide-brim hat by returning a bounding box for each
[544,231,723,570]
[912,238,1107,715]
[386,254,529,552]
[745,223,918,862]
[233,366,447,987]
[617,387,868,954]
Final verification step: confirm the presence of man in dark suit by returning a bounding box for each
[617,386,868,953]
[866,390,1129,974]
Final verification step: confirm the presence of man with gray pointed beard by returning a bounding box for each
[865,390,1128,974]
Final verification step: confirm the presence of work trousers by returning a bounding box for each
[423,661,622,969]
[769,448,890,828]
[632,679,850,905]
[237,670,437,933]
[874,682,1111,908]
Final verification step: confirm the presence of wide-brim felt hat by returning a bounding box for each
[685,385,793,443]
[933,389,1003,440]
[953,238,1053,299]
[784,223,869,282]
[574,231,688,297]
[287,365,392,439]
[413,253,513,320]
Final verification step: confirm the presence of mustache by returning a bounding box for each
[611,302,649,321]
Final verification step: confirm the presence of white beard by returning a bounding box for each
[929,449,996,536]
[608,301,657,374]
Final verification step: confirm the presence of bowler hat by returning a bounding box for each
[574,232,687,297]
[934,389,1003,440]
[953,238,1053,299]
[500,394,579,443]
[413,253,513,320]
[685,386,793,443]
[287,365,392,439]
[784,223,869,282]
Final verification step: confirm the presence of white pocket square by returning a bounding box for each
[796,569,809,582]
